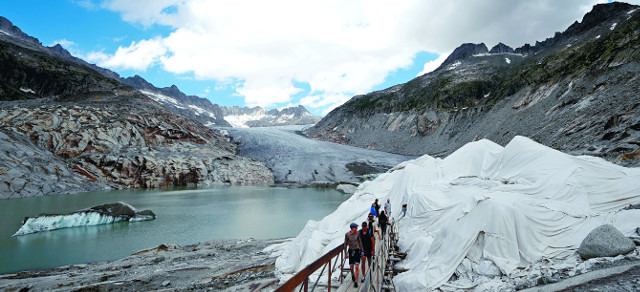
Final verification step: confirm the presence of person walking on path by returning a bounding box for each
[367,212,381,265]
[379,211,389,238]
[373,199,381,217]
[401,204,407,218]
[345,222,363,288]
[370,203,377,217]
[367,213,381,240]
[384,199,391,219]
[359,221,374,283]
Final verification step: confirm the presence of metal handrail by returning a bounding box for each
[275,243,345,292]
[275,218,401,292]
[362,220,398,292]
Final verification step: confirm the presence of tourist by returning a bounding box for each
[370,203,377,217]
[344,222,363,288]
[359,221,374,283]
[402,204,407,218]
[379,211,388,238]
[384,199,391,218]
[367,213,381,239]
[373,199,380,217]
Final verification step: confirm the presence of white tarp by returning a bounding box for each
[274,136,640,291]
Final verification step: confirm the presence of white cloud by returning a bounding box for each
[72,0,99,10]
[50,39,77,49]
[300,92,352,116]
[88,38,167,71]
[92,0,638,113]
[417,53,450,76]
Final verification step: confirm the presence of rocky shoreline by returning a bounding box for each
[0,238,284,291]
[2,237,640,291]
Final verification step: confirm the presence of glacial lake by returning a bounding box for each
[0,186,348,274]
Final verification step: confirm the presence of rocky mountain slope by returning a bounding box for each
[305,2,640,167]
[121,75,232,127]
[0,18,273,199]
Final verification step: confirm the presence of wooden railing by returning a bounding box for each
[274,243,345,292]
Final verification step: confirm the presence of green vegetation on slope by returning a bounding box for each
[343,12,640,117]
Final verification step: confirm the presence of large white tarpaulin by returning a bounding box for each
[275,136,640,290]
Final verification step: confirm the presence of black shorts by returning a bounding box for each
[348,248,361,265]
[362,249,372,262]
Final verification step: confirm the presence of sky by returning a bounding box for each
[1,0,637,116]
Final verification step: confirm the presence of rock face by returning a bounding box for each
[0,17,274,199]
[578,224,636,260]
[0,101,274,199]
[305,2,640,167]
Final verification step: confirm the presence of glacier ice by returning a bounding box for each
[274,136,640,291]
[13,202,156,237]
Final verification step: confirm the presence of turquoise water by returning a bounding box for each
[0,186,347,274]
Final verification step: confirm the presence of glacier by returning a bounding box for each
[13,202,156,237]
[274,136,640,291]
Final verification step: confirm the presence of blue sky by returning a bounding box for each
[1,0,632,116]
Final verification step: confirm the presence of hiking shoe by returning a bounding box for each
[361,276,365,283]
[354,282,358,288]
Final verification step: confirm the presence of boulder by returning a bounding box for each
[578,224,636,260]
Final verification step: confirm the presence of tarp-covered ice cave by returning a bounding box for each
[274,136,640,291]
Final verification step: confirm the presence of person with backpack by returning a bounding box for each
[344,222,363,288]
[359,221,374,283]
[373,199,380,217]
[379,211,389,238]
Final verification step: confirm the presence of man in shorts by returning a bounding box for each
[345,222,363,288]
[359,221,374,283]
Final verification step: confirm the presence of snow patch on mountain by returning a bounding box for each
[224,113,268,128]
[19,87,35,94]
[140,90,181,108]
[221,106,321,128]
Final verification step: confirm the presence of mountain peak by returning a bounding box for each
[0,16,40,45]
[440,43,488,68]
[577,2,635,32]
[489,42,514,54]
[47,44,73,58]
